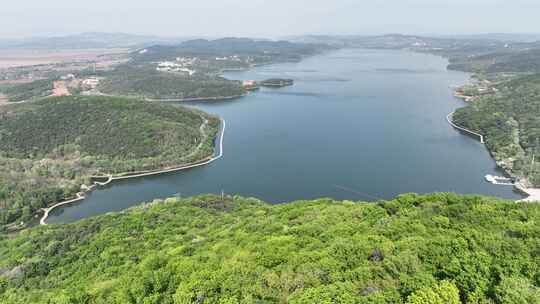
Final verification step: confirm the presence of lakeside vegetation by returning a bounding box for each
[98,38,329,100]
[98,65,245,100]
[453,74,540,186]
[0,96,219,231]
[447,49,540,74]
[296,35,540,189]
[433,39,540,188]
[313,34,540,189]
[1,193,539,303]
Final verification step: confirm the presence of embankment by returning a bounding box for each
[39,119,226,225]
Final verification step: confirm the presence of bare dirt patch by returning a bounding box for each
[52,81,71,97]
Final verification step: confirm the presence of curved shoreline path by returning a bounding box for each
[46,48,524,224]
[40,119,226,225]
[446,111,485,144]
[446,111,540,202]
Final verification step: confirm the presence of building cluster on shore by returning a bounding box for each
[156,61,196,76]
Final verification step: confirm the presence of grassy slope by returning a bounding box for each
[1,193,539,303]
[0,96,219,229]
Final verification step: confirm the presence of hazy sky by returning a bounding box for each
[2,0,540,38]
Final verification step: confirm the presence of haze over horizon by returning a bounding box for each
[2,0,540,39]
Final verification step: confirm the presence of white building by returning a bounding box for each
[82,77,100,88]
[156,61,195,75]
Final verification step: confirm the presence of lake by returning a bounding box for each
[47,49,522,224]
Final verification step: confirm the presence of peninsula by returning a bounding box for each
[0,96,220,232]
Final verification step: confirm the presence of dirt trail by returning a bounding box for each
[180,117,209,161]
[39,119,226,225]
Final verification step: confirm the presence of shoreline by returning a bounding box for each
[39,119,226,225]
[85,91,249,103]
[446,111,485,144]
[516,186,540,202]
[144,93,248,102]
[449,83,540,202]
[28,48,540,227]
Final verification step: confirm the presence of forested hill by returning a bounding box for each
[447,48,540,74]
[0,96,220,231]
[95,38,332,101]
[132,38,334,63]
[453,74,540,186]
[98,64,246,100]
[1,193,539,303]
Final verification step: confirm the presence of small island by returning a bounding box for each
[259,78,294,88]
[241,78,294,90]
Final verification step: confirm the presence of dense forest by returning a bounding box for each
[447,49,540,74]
[1,193,539,303]
[0,96,219,230]
[98,65,245,100]
[453,75,540,187]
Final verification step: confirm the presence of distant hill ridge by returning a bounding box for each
[0,32,190,49]
[133,37,334,62]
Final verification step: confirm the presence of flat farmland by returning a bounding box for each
[0,48,129,68]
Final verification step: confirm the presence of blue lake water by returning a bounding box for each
[48,49,522,224]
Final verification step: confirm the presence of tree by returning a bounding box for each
[406,281,460,304]
[495,276,540,304]
[288,283,357,304]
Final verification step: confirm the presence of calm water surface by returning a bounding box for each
[48,49,522,224]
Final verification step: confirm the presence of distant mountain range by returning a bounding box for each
[289,33,540,44]
[3,32,539,51]
[438,33,540,43]
[0,32,192,49]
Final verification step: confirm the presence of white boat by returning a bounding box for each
[485,175,497,184]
